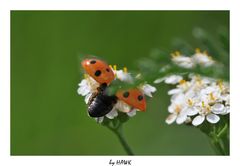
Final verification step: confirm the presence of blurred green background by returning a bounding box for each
[11,11,229,155]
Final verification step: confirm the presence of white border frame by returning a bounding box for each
[1,0,240,166]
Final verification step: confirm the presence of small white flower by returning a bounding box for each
[171,49,215,69]
[115,70,133,83]
[167,79,191,96]
[166,93,189,124]
[140,84,157,97]
[78,79,91,96]
[171,52,195,69]
[192,49,215,67]
[78,75,100,104]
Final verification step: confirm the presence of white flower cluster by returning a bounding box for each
[78,65,156,122]
[171,48,215,68]
[159,74,229,126]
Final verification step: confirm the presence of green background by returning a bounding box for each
[11,11,229,155]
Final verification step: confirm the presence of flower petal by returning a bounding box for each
[154,77,166,84]
[206,113,220,124]
[222,106,230,115]
[84,93,92,104]
[95,117,104,123]
[187,107,199,116]
[168,105,175,113]
[115,100,131,113]
[106,109,118,119]
[192,115,205,126]
[140,84,157,97]
[172,56,195,69]
[164,75,183,84]
[211,103,225,114]
[192,53,214,67]
[77,80,91,96]
[168,88,182,95]
[165,113,177,124]
[185,117,192,124]
[127,109,137,117]
[176,114,188,124]
[115,70,133,83]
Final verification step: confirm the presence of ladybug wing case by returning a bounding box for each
[116,89,146,111]
[81,59,115,85]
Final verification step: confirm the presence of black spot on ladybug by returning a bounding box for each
[95,70,101,77]
[106,68,110,72]
[138,95,143,101]
[123,91,129,98]
[90,60,96,64]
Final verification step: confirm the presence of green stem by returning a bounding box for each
[217,123,228,138]
[115,126,134,155]
[107,124,134,155]
[208,125,228,155]
[210,139,225,155]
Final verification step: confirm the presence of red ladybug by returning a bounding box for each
[81,59,115,85]
[81,58,146,117]
[116,89,146,111]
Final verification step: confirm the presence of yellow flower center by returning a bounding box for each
[179,79,186,85]
[195,48,201,53]
[209,92,215,101]
[113,65,117,71]
[83,74,88,79]
[175,105,181,114]
[175,51,181,56]
[123,67,128,73]
[187,99,193,106]
[217,80,223,91]
[206,105,211,114]
[110,64,117,77]
[203,50,208,55]
[171,51,181,58]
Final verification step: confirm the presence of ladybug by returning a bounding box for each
[81,59,115,85]
[81,58,146,117]
[116,89,146,111]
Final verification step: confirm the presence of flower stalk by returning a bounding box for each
[107,124,134,155]
[199,116,229,155]
[103,113,134,155]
